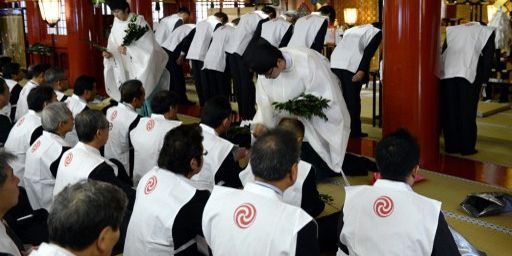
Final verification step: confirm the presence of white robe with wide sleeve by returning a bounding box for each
[104,13,169,101]
[253,47,350,172]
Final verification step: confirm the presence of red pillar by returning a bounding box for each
[382,0,441,170]
[130,0,153,27]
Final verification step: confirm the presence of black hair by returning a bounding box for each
[232,18,240,26]
[201,96,232,129]
[372,22,382,30]
[73,75,95,96]
[318,5,336,24]
[107,0,130,11]
[75,109,109,143]
[120,79,144,103]
[3,63,21,79]
[243,38,284,75]
[214,12,229,24]
[27,85,54,112]
[375,129,420,182]
[262,6,276,19]
[158,124,203,176]
[151,90,178,115]
[0,56,12,73]
[0,150,16,186]
[278,118,305,139]
[31,63,51,79]
[0,78,7,95]
[178,7,190,15]
[250,128,300,181]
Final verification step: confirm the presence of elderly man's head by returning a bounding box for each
[75,110,110,147]
[44,67,69,92]
[0,150,19,217]
[49,180,128,256]
[41,102,74,137]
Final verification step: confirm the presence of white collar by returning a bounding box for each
[28,79,39,86]
[245,181,283,200]
[374,179,413,192]
[43,131,71,147]
[0,104,10,117]
[27,109,41,118]
[200,123,218,136]
[150,113,166,120]
[71,94,87,104]
[37,243,76,256]
[120,102,136,111]
[76,142,101,156]
[283,52,293,72]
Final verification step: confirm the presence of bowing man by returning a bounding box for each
[254,6,293,48]
[331,22,382,138]
[202,13,232,99]
[191,96,246,191]
[130,90,182,186]
[53,109,135,210]
[186,13,224,106]
[244,39,350,175]
[15,63,49,122]
[124,125,210,256]
[337,129,459,255]
[44,67,69,102]
[23,102,73,211]
[202,129,319,256]
[3,63,23,121]
[5,85,56,187]
[287,6,333,53]
[154,7,190,46]
[0,79,12,145]
[225,10,268,120]
[105,80,144,179]
[440,22,495,155]
[102,0,169,116]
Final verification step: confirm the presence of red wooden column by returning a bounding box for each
[130,0,153,27]
[65,0,97,87]
[382,0,441,170]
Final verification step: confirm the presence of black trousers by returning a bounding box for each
[191,60,207,106]
[332,68,363,135]
[440,78,481,154]
[205,69,231,99]
[164,49,188,103]
[228,53,255,120]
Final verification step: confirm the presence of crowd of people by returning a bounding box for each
[0,0,492,255]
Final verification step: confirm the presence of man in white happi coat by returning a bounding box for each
[130,90,182,185]
[31,180,128,256]
[23,102,73,211]
[5,85,56,187]
[3,63,24,121]
[287,9,329,53]
[124,125,210,256]
[331,22,382,138]
[243,39,350,174]
[154,7,190,46]
[102,0,169,116]
[64,75,95,146]
[191,96,246,191]
[14,64,49,122]
[186,13,224,106]
[202,14,233,99]
[337,129,460,256]
[53,110,135,208]
[254,6,293,48]
[439,22,495,155]
[44,67,69,102]
[202,129,319,256]
[225,10,268,120]
[105,79,144,179]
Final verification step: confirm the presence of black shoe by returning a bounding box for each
[350,132,368,138]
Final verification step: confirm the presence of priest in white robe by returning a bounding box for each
[244,39,350,173]
[103,0,169,116]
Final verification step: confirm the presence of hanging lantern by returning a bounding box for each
[38,0,62,27]
[344,8,358,26]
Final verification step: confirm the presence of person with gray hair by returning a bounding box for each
[31,180,128,256]
[202,128,319,256]
[24,102,73,210]
[0,150,23,256]
[44,67,69,102]
[53,110,135,208]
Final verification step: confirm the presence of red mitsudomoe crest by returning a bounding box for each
[144,176,158,194]
[373,196,394,218]
[64,152,73,167]
[146,119,155,131]
[233,203,257,229]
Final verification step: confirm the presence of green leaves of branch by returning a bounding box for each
[28,43,52,56]
[122,15,149,47]
[272,93,330,121]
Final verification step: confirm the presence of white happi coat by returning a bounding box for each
[0,221,21,256]
[190,124,233,191]
[160,24,195,52]
[4,110,41,187]
[154,14,182,46]
[124,167,199,255]
[104,13,169,101]
[203,25,234,72]
[130,114,182,185]
[440,22,494,83]
[186,16,220,61]
[14,80,38,122]
[225,11,267,55]
[338,179,440,256]
[239,161,312,208]
[54,90,66,102]
[0,103,11,122]
[331,24,381,73]
[105,103,139,174]
[29,243,75,256]
[64,94,87,146]
[261,18,292,47]
[202,183,313,256]
[253,47,350,172]
[287,14,327,49]
[53,142,118,196]
[24,131,70,210]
